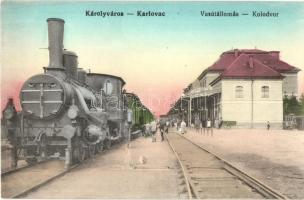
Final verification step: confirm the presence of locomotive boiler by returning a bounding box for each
[3,18,128,165]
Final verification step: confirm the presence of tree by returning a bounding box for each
[283,94,304,116]
[299,93,304,115]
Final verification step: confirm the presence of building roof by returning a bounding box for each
[87,73,126,85]
[198,49,301,85]
[210,54,285,85]
[224,49,267,54]
[209,53,239,71]
[208,49,300,73]
[248,53,299,73]
[221,54,283,78]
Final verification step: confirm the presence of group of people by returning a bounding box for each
[193,118,214,136]
[144,120,170,142]
[142,117,218,142]
[172,119,213,134]
[177,118,214,136]
[143,119,272,141]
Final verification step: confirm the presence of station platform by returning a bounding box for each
[23,135,181,199]
[181,128,304,199]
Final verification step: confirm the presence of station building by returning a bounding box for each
[168,49,300,128]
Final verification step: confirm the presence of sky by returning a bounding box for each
[1,1,304,116]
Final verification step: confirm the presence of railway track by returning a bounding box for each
[1,159,50,176]
[1,159,79,198]
[1,141,127,198]
[166,132,288,199]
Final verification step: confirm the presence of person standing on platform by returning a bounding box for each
[214,118,219,129]
[199,120,203,134]
[206,118,213,136]
[195,117,200,133]
[145,123,151,137]
[219,117,223,129]
[165,121,170,134]
[202,119,206,135]
[180,120,186,134]
[159,122,165,142]
[267,121,270,131]
[151,120,157,142]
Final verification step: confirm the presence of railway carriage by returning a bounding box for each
[124,93,154,132]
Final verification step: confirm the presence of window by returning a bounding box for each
[201,78,207,88]
[235,86,243,98]
[85,98,93,109]
[104,80,113,95]
[203,79,207,87]
[261,86,269,98]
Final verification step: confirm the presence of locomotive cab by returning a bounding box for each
[86,73,127,141]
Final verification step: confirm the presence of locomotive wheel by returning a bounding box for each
[95,142,104,154]
[72,147,79,163]
[118,137,123,143]
[73,142,86,163]
[78,143,86,162]
[104,139,111,150]
[24,147,38,164]
[25,157,37,164]
[39,134,48,158]
[89,145,95,158]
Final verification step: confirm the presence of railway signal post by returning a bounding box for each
[127,109,133,148]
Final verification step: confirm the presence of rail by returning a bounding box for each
[166,131,288,199]
[2,141,126,198]
[2,159,52,177]
[12,164,79,198]
[165,133,192,199]
[178,133,288,199]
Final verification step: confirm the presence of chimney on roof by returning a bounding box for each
[249,56,254,69]
[269,51,280,60]
[234,49,239,58]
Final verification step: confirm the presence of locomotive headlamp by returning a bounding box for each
[127,109,133,124]
[28,83,35,88]
[50,83,56,88]
[68,105,79,119]
[3,98,16,120]
[4,108,14,120]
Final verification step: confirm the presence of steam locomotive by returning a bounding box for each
[2,18,129,166]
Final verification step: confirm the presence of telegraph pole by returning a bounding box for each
[127,109,133,148]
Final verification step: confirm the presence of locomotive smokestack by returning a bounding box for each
[47,18,65,69]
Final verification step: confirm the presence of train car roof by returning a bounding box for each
[125,92,139,100]
[87,73,126,86]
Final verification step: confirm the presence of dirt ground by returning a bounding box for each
[183,128,304,199]
[22,135,184,199]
